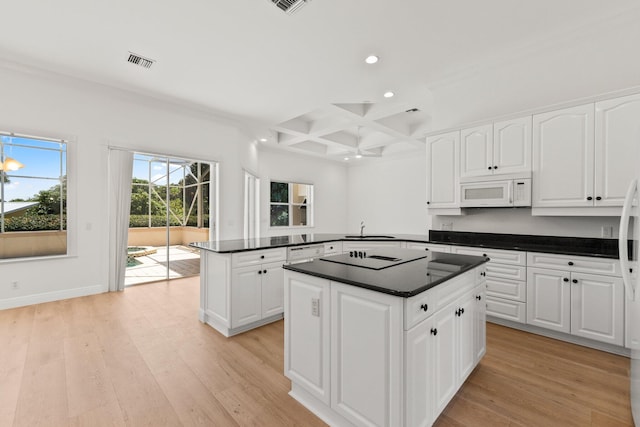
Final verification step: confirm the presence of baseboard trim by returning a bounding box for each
[0,284,105,310]
[487,316,630,357]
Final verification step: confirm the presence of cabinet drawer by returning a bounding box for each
[450,246,525,266]
[487,264,526,281]
[486,277,526,302]
[486,296,526,323]
[342,241,403,252]
[404,290,436,330]
[527,252,620,276]
[404,242,451,253]
[323,242,342,255]
[232,248,287,268]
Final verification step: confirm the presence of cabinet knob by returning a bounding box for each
[476,295,482,301]
[568,261,574,266]
[260,255,265,259]
[572,279,578,284]
[455,309,460,316]
[430,328,438,336]
[258,270,262,275]
[563,277,569,282]
[263,270,267,274]
[596,196,602,201]
[427,201,430,205]
[480,272,486,276]
[587,196,593,201]
[425,248,429,251]
[330,246,333,250]
[460,308,464,315]
[420,303,428,312]
[482,253,487,257]
[487,166,492,170]
[493,165,498,170]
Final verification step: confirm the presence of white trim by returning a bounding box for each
[0,284,104,310]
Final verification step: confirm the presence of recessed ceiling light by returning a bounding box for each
[355,154,363,159]
[259,138,268,142]
[344,157,350,161]
[383,91,395,98]
[365,55,379,64]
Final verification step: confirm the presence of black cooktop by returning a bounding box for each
[320,248,428,270]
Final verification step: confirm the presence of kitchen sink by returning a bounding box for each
[343,235,396,239]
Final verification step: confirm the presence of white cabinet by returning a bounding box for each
[284,273,331,405]
[342,240,403,252]
[323,241,342,256]
[284,266,486,427]
[426,131,460,211]
[460,117,531,180]
[594,93,640,206]
[331,282,403,427]
[532,104,595,208]
[450,246,527,324]
[460,124,493,179]
[526,253,624,346]
[492,116,532,176]
[404,242,451,253]
[200,248,286,337]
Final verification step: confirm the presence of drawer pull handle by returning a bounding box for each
[420,303,428,312]
[568,261,574,266]
[430,328,438,336]
[476,295,482,301]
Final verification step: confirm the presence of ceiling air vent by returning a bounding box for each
[271,0,312,14]
[127,52,155,69]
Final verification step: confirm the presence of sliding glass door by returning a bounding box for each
[126,153,215,286]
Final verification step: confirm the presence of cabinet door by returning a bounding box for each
[405,316,436,427]
[261,262,285,318]
[331,283,403,427]
[404,242,451,253]
[594,94,640,206]
[284,272,331,404]
[457,292,476,383]
[474,285,487,363]
[460,124,493,178]
[493,116,532,176]
[231,266,262,328]
[432,304,458,415]
[426,131,460,209]
[570,272,624,345]
[532,104,595,207]
[526,267,571,333]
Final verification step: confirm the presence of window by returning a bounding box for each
[270,181,313,227]
[0,133,67,259]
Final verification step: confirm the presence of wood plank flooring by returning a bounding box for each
[0,276,633,426]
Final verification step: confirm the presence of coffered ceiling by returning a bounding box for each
[1,0,639,161]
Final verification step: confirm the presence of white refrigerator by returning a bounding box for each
[619,179,640,424]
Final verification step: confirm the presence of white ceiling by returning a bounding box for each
[1,0,638,160]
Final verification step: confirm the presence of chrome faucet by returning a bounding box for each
[360,221,365,237]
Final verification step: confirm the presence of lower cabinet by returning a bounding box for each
[285,267,486,427]
[527,266,624,346]
[200,248,286,336]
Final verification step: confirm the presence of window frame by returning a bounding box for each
[269,180,314,228]
[0,131,75,262]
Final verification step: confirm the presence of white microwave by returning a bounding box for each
[460,178,531,207]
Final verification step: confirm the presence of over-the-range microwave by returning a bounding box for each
[460,178,531,207]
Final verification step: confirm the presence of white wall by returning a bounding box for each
[258,148,348,236]
[0,62,257,309]
[346,151,427,235]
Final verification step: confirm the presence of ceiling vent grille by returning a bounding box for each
[127,52,155,69]
[271,0,311,14]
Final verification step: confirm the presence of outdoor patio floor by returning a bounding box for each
[125,245,200,286]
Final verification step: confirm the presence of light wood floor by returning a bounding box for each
[0,277,633,426]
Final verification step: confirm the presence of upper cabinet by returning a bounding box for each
[460,117,531,180]
[532,104,595,208]
[594,93,640,207]
[532,94,640,213]
[426,131,460,211]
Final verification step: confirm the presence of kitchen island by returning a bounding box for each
[283,248,488,427]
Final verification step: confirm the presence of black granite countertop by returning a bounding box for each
[283,249,488,298]
[189,231,629,259]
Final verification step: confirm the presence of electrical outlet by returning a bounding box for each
[601,226,614,238]
[311,298,320,317]
[441,222,453,231]
[11,281,18,289]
